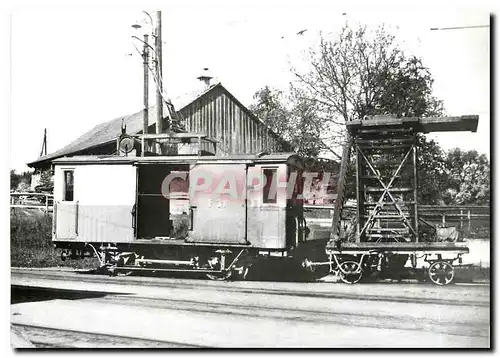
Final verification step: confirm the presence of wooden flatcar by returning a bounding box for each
[306,115,480,285]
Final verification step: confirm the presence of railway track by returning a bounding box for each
[11,267,489,307]
[11,283,489,347]
[12,323,207,348]
[11,267,490,347]
[84,291,490,338]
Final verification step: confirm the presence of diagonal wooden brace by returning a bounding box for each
[358,145,416,237]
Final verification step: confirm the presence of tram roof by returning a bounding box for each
[52,152,303,166]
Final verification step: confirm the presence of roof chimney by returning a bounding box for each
[197,67,213,89]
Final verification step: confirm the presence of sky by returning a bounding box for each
[7,0,492,173]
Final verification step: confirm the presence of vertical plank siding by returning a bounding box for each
[251,120,256,152]
[217,96,222,154]
[179,87,289,156]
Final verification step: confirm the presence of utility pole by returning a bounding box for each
[155,10,164,154]
[39,128,47,157]
[142,34,149,156]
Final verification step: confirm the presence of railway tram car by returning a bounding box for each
[52,152,310,280]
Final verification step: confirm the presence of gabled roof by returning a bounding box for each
[27,108,159,167]
[28,82,291,168]
[182,83,290,148]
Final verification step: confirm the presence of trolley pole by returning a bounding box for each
[142,34,149,156]
[155,10,164,154]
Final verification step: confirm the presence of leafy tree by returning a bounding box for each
[377,56,445,118]
[443,149,490,205]
[251,24,488,207]
[249,86,290,138]
[10,170,33,191]
[292,24,445,157]
[250,86,322,157]
[253,25,446,160]
[415,135,448,205]
[285,91,323,157]
[290,24,451,206]
[10,170,20,190]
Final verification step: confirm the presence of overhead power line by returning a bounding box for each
[430,25,489,31]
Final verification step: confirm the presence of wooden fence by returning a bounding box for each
[419,205,490,239]
[10,192,54,212]
[304,204,491,239]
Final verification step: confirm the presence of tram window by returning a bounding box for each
[63,170,74,201]
[263,168,277,204]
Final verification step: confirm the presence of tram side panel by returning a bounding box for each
[53,164,137,245]
[246,164,288,249]
[187,163,248,245]
[187,162,289,249]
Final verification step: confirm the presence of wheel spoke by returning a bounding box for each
[428,261,454,285]
[339,260,362,284]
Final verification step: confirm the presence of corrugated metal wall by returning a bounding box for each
[180,87,289,155]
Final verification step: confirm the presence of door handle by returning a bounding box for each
[131,204,136,230]
[189,206,197,231]
[75,201,79,236]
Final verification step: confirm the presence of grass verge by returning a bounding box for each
[10,209,99,269]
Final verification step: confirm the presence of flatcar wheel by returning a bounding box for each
[206,270,233,281]
[339,261,363,284]
[116,269,133,276]
[428,261,454,286]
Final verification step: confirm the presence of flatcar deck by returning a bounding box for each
[326,241,469,254]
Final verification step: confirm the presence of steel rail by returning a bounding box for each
[11,323,208,348]
[10,268,489,307]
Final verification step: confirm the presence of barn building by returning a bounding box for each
[28,81,292,188]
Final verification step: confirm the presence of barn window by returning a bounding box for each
[63,170,74,201]
[263,168,277,204]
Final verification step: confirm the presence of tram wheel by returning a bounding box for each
[339,261,363,284]
[428,261,455,286]
[206,270,233,281]
[236,264,251,280]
